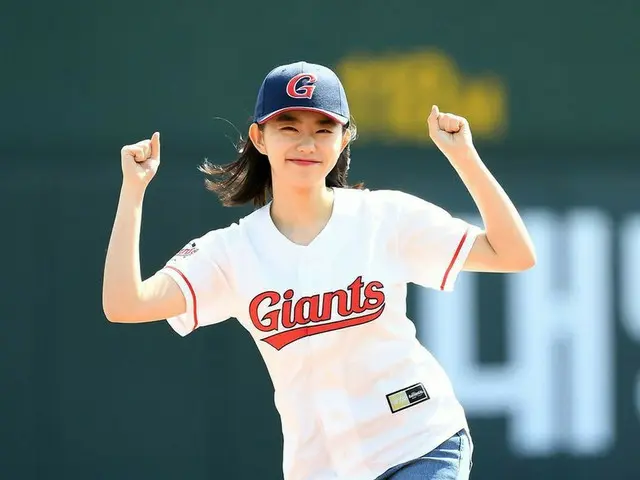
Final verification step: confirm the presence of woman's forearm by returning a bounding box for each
[102,184,146,321]
[451,148,536,268]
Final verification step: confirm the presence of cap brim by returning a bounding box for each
[255,107,349,125]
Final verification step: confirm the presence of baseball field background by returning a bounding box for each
[1,1,638,478]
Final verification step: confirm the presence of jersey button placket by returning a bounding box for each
[299,252,319,355]
[299,252,330,456]
[297,252,314,356]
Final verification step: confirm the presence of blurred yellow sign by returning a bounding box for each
[336,49,507,145]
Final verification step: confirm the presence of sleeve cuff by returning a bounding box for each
[160,266,199,336]
[439,226,482,292]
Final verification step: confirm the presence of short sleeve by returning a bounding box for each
[158,230,237,336]
[391,191,482,291]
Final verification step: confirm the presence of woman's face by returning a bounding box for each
[250,110,350,190]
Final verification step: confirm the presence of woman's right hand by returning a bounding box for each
[120,132,161,188]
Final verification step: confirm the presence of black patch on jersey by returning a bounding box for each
[386,383,429,414]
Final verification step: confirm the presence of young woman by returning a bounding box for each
[102,61,535,480]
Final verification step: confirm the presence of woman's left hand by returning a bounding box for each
[427,105,475,161]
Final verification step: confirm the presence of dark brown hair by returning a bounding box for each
[199,120,362,208]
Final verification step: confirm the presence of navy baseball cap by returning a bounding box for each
[253,61,350,125]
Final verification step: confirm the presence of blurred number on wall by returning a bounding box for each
[416,208,640,458]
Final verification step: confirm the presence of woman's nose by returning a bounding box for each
[296,135,316,154]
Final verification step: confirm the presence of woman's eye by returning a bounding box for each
[318,129,333,133]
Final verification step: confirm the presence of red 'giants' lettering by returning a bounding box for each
[250,291,280,332]
[248,276,386,350]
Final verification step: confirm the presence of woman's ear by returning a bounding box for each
[340,126,352,153]
[249,123,267,155]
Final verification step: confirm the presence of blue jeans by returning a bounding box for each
[375,429,473,479]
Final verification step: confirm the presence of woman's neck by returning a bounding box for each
[269,184,335,245]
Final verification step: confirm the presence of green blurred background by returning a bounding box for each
[1,1,639,479]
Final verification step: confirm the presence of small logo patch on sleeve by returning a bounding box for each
[386,383,430,413]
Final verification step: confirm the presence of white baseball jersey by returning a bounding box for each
[159,187,481,480]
